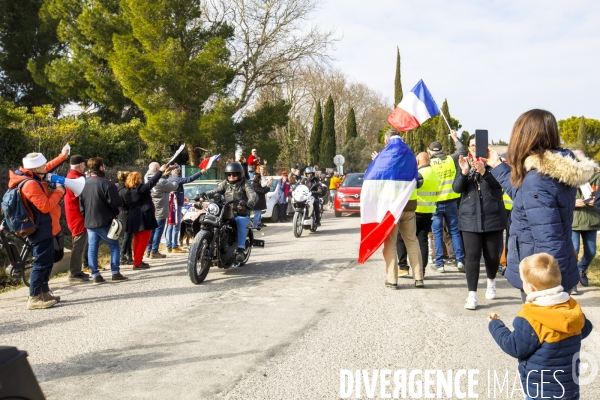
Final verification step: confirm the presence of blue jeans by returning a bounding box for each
[253,210,263,229]
[235,216,250,248]
[165,213,182,249]
[87,227,121,277]
[432,200,465,265]
[572,230,597,272]
[147,218,167,253]
[29,237,54,296]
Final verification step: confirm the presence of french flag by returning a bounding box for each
[198,154,220,169]
[358,137,418,264]
[387,79,440,132]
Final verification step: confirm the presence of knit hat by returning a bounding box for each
[281,171,288,175]
[22,153,47,169]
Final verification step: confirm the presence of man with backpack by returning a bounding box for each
[7,146,69,310]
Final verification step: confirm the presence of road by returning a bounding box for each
[1,211,599,399]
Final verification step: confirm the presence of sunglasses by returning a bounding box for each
[226,173,238,176]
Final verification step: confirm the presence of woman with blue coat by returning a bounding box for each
[485,109,596,299]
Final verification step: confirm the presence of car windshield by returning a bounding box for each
[341,174,364,188]
[183,183,219,200]
[269,179,280,192]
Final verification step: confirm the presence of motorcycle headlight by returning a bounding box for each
[207,203,220,216]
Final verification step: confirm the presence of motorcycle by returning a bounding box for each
[291,184,318,237]
[187,195,264,284]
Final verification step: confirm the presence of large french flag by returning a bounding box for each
[358,137,418,264]
[387,79,441,132]
[198,154,220,169]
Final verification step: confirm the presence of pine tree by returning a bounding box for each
[578,116,588,155]
[345,107,357,143]
[320,95,337,168]
[405,129,422,154]
[394,47,403,106]
[308,101,323,165]
[436,99,454,154]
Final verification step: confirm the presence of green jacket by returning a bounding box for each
[572,172,600,231]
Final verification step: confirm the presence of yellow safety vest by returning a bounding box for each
[503,192,513,211]
[416,166,441,214]
[410,188,417,201]
[429,155,460,201]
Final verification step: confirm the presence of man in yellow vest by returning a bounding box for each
[427,130,466,273]
[397,152,441,281]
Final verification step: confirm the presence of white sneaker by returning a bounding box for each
[457,261,465,273]
[485,281,497,300]
[464,294,478,310]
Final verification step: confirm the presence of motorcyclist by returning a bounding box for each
[300,166,325,226]
[201,162,258,262]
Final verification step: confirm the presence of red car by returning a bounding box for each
[334,173,364,217]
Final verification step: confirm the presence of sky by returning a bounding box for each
[312,0,600,142]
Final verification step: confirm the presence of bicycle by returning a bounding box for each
[1,217,34,287]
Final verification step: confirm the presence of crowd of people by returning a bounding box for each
[380,110,599,311]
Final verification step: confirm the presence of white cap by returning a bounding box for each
[251,148,257,152]
[22,153,47,169]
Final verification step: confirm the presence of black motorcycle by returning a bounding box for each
[187,195,264,284]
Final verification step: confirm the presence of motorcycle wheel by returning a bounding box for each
[187,230,212,284]
[292,211,303,238]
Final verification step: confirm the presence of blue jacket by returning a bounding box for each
[172,171,203,207]
[491,149,596,290]
[489,294,592,398]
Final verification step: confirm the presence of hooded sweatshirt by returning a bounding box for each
[489,286,593,398]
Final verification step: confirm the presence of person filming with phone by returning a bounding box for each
[454,133,507,310]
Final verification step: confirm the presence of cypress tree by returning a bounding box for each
[320,95,336,168]
[436,99,453,153]
[345,107,357,143]
[308,101,323,165]
[578,116,588,155]
[394,47,403,106]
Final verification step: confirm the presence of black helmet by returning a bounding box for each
[225,162,244,181]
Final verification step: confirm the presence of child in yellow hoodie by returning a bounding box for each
[488,253,593,400]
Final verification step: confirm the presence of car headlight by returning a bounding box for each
[207,203,220,216]
[337,193,344,199]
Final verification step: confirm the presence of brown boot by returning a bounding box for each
[150,251,166,259]
[41,291,61,302]
[28,294,57,310]
[166,248,172,253]
[171,247,187,254]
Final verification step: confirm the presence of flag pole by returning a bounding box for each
[440,112,452,132]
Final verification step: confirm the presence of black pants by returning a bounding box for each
[313,199,321,223]
[121,231,133,259]
[397,213,432,275]
[278,202,288,222]
[461,230,503,291]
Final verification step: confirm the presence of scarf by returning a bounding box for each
[525,285,570,306]
[168,192,179,225]
[90,170,106,178]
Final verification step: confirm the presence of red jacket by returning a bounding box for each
[8,154,66,242]
[247,154,259,169]
[65,169,86,236]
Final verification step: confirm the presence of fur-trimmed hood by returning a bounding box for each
[524,149,597,187]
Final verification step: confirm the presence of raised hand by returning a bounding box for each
[458,155,470,175]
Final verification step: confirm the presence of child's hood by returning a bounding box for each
[521,298,585,335]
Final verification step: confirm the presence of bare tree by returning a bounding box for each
[205,0,337,112]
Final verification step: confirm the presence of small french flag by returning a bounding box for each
[387,80,440,132]
[198,154,220,170]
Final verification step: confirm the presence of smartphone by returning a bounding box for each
[475,129,488,159]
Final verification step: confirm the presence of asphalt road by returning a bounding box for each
[1,210,599,399]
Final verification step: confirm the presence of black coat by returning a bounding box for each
[79,173,122,229]
[124,171,162,233]
[116,183,129,231]
[252,181,271,210]
[205,179,257,216]
[453,165,507,233]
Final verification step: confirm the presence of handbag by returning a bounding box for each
[107,218,123,240]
